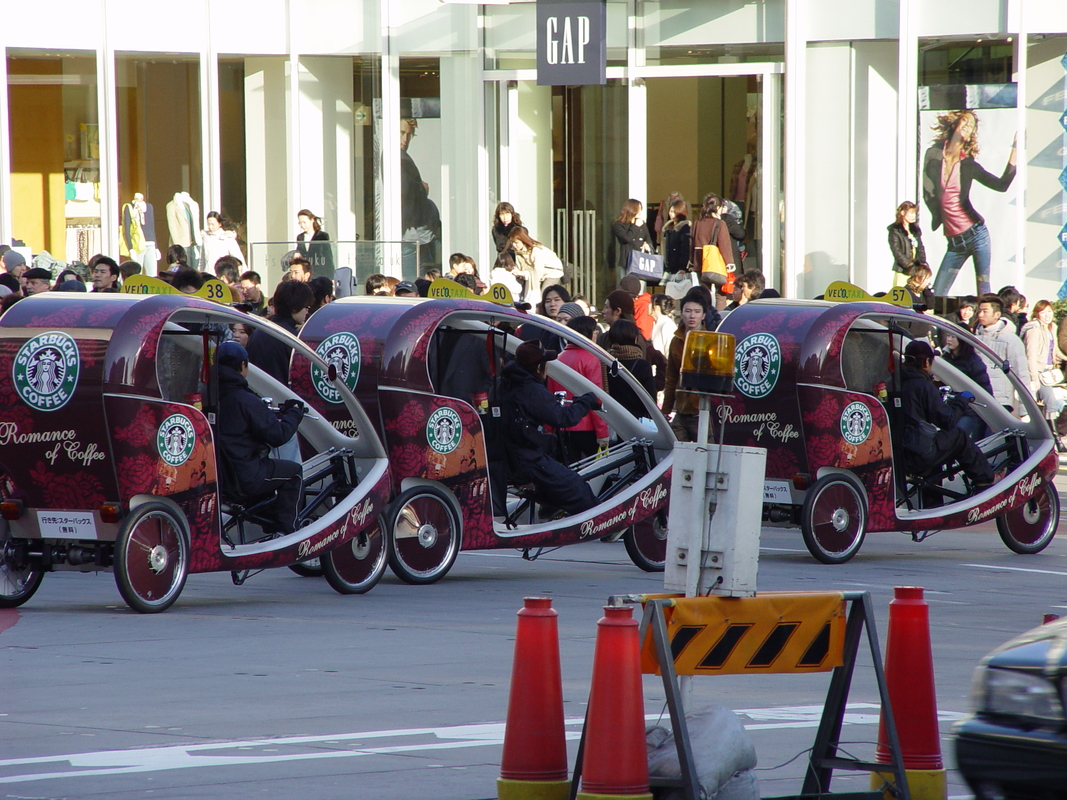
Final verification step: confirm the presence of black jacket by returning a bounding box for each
[493,222,527,254]
[901,363,965,433]
[217,365,304,489]
[942,348,993,397]
[922,148,1016,233]
[297,230,334,274]
[246,316,299,386]
[607,356,655,419]
[500,360,598,456]
[887,222,926,274]
[661,219,691,273]
[611,220,651,270]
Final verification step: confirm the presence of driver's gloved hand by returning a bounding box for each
[280,398,307,415]
[575,392,602,412]
[956,390,975,405]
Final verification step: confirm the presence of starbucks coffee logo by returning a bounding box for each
[734,333,781,399]
[313,332,361,404]
[157,414,196,467]
[840,401,872,446]
[13,331,80,412]
[427,407,462,454]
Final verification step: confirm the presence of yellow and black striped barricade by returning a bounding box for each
[567,592,909,800]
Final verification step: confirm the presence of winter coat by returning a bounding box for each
[217,365,304,492]
[661,219,692,273]
[690,217,734,273]
[606,344,656,419]
[548,345,609,440]
[662,324,700,416]
[974,319,1031,410]
[611,220,651,270]
[1022,320,1067,393]
[201,228,245,272]
[942,348,993,398]
[246,315,300,386]
[297,230,335,274]
[887,222,926,275]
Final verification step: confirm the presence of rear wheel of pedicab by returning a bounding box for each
[800,475,868,565]
[997,480,1059,555]
[386,487,461,585]
[0,523,44,608]
[114,502,189,613]
[624,512,668,572]
[322,521,388,594]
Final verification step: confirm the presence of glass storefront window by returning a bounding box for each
[7,49,99,266]
[115,52,202,274]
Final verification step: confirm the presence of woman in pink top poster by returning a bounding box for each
[922,109,1016,296]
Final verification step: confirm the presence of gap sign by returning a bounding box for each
[536,0,606,86]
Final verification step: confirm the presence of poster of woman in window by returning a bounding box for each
[920,85,1018,297]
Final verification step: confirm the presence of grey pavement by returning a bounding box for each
[3,479,1067,800]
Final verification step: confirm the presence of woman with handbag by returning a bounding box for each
[690,194,735,309]
[610,199,652,282]
[1022,300,1067,449]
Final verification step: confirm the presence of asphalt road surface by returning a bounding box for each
[3,485,1067,800]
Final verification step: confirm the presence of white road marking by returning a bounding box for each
[962,563,1067,577]
[0,704,963,785]
[759,546,807,553]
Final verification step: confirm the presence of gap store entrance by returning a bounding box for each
[488,64,781,305]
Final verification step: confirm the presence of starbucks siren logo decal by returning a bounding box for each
[734,333,781,398]
[840,401,872,446]
[13,331,80,412]
[157,414,196,467]
[313,332,361,404]
[427,407,462,454]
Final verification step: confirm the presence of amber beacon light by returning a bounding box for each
[679,331,735,395]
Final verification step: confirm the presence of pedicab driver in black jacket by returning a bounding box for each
[900,339,995,488]
[499,340,602,515]
[216,341,306,533]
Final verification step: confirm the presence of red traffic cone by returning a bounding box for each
[578,605,652,800]
[871,586,946,800]
[498,597,569,800]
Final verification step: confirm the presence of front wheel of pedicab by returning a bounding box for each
[997,480,1059,555]
[800,475,868,565]
[0,522,44,609]
[322,521,388,594]
[623,512,668,572]
[386,486,462,585]
[114,502,189,613]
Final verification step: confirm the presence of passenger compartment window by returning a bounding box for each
[156,334,204,403]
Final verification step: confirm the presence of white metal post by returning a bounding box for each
[1012,5,1027,291]
[896,0,918,209]
[201,0,221,219]
[0,44,11,248]
[98,8,119,261]
[784,0,806,299]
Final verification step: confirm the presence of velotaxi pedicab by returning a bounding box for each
[0,288,392,612]
[713,292,1059,563]
[292,281,673,583]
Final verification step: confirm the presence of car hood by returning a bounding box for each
[984,617,1067,675]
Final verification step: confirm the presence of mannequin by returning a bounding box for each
[167,192,203,269]
[122,193,158,276]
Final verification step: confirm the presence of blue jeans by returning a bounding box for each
[932,223,991,296]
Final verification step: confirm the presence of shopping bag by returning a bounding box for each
[700,244,727,276]
[627,250,665,281]
[664,271,697,300]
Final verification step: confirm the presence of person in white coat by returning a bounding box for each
[200,211,245,272]
[974,293,1031,415]
[504,228,564,306]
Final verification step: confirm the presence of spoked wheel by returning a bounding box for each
[289,559,324,578]
[387,487,461,585]
[623,512,668,572]
[800,475,868,565]
[0,523,43,608]
[322,522,387,594]
[114,502,189,613]
[997,480,1059,555]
